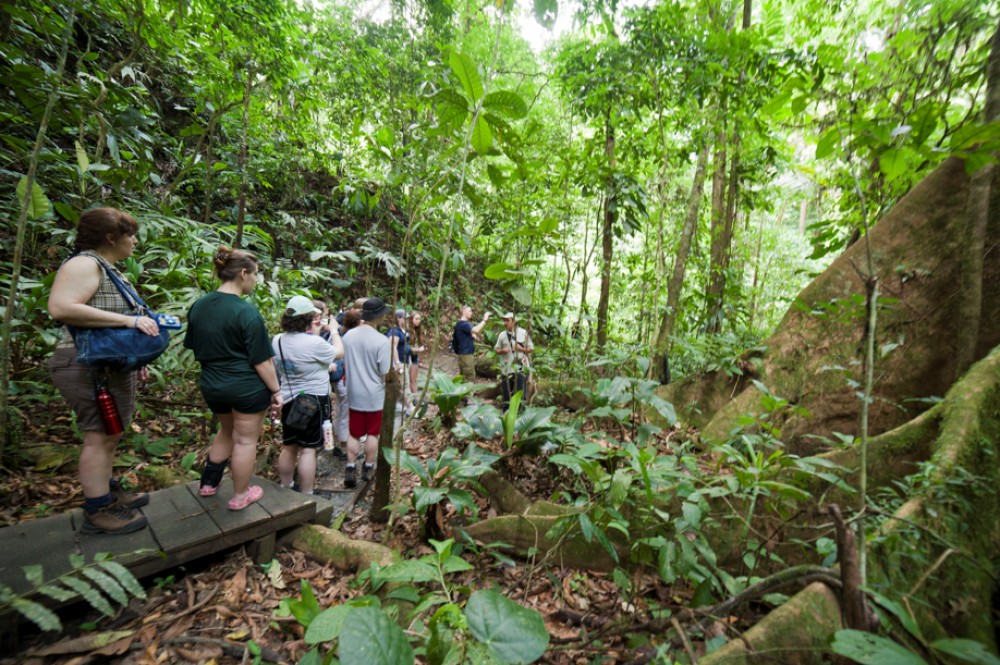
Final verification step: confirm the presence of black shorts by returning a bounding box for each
[281,393,332,448]
[204,387,271,415]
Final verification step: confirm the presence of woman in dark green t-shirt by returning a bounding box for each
[184,246,282,511]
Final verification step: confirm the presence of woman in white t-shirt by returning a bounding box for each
[272,296,342,494]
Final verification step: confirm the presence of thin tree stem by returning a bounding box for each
[0,7,76,464]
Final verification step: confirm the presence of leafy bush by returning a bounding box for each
[278,539,550,664]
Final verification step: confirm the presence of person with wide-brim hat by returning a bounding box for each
[494,311,533,411]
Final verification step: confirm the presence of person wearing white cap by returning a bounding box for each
[494,312,533,410]
[271,296,342,494]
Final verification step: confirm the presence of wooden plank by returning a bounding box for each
[0,511,79,596]
[0,475,325,600]
[145,483,222,553]
[257,480,316,519]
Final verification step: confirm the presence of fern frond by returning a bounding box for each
[69,553,86,569]
[97,561,147,600]
[60,577,115,616]
[23,564,44,587]
[12,598,61,632]
[37,583,78,602]
[81,568,128,606]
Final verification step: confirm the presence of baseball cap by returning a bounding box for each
[286,295,321,317]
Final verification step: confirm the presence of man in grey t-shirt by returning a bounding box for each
[341,298,392,487]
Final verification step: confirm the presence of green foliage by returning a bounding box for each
[0,553,148,633]
[545,377,852,602]
[427,371,477,427]
[464,590,549,664]
[284,540,548,664]
[389,445,498,519]
[832,630,1000,665]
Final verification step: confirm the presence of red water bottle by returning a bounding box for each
[95,385,124,435]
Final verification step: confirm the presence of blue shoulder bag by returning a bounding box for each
[66,265,173,372]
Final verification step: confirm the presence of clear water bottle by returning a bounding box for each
[321,419,334,451]
[95,385,124,435]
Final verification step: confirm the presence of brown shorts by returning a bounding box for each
[48,347,136,432]
[457,354,476,383]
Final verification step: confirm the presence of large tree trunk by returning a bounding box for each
[651,144,710,383]
[705,128,728,333]
[664,157,999,455]
[954,21,1000,374]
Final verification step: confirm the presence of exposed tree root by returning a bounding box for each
[464,514,622,572]
[284,524,399,571]
[703,346,1000,660]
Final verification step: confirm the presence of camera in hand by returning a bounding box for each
[155,313,182,330]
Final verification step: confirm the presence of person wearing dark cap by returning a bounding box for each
[340,297,392,487]
[494,312,533,410]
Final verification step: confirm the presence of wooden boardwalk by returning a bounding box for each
[0,477,338,597]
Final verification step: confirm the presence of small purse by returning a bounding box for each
[67,263,172,373]
[278,336,321,430]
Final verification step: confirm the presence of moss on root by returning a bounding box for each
[705,346,1000,658]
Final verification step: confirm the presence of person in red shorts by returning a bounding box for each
[340,298,392,487]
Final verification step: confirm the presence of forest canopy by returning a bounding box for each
[2,0,999,663]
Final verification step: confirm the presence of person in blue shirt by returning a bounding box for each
[453,305,490,383]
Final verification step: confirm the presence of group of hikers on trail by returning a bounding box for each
[46,206,534,536]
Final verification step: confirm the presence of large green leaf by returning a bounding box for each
[830,630,926,665]
[815,126,841,160]
[16,177,51,220]
[510,283,532,305]
[304,605,351,644]
[931,638,1000,665]
[879,148,909,182]
[449,51,484,103]
[75,140,90,174]
[483,91,527,120]
[471,115,494,155]
[464,590,549,664]
[414,486,448,513]
[339,606,415,665]
[375,559,440,584]
[485,262,516,280]
[460,403,504,439]
[515,407,555,438]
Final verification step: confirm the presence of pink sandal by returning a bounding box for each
[199,485,218,497]
[228,485,263,511]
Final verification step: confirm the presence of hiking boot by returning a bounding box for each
[112,488,149,510]
[332,445,346,459]
[361,463,375,482]
[110,479,149,509]
[344,465,357,489]
[81,503,148,535]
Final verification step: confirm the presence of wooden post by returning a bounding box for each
[369,367,400,523]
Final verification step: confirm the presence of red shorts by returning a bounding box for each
[349,409,383,439]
